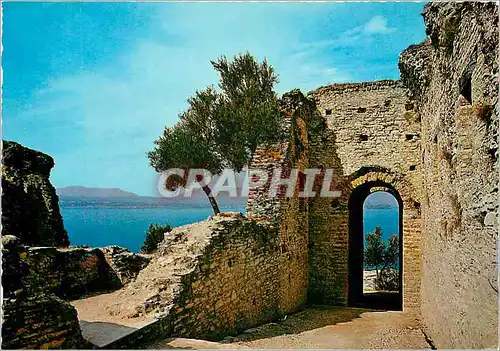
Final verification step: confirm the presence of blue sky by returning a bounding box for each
[2,2,426,196]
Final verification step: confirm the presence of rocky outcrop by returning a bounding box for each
[1,140,69,246]
[1,236,87,349]
[25,246,123,300]
[399,2,498,348]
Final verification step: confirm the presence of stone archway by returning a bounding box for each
[345,166,422,312]
[348,182,403,310]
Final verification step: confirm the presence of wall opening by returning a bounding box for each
[459,74,472,104]
[348,183,403,311]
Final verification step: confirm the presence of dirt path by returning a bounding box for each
[148,306,431,349]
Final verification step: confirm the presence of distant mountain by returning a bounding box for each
[364,191,398,209]
[364,203,397,209]
[57,186,138,198]
[57,185,247,209]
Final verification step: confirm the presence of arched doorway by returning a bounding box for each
[348,182,403,310]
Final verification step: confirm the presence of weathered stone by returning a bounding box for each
[1,140,69,246]
[399,2,498,348]
[100,245,151,285]
[24,246,123,299]
[3,3,497,350]
[1,236,86,349]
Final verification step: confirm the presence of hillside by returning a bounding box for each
[57,186,138,198]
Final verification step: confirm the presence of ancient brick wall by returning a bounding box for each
[308,80,422,194]
[100,245,151,285]
[1,236,87,349]
[245,84,424,311]
[168,215,306,340]
[23,246,150,301]
[306,81,423,310]
[399,2,498,348]
[90,214,309,344]
[246,90,334,305]
[306,103,349,305]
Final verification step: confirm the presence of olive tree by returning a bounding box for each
[148,52,284,214]
[364,226,400,291]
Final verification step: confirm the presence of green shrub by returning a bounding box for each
[141,223,172,253]
[364,227,400,291]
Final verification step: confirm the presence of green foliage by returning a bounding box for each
[141,223,172,254]
[364,226,399,291]
[148,52,284,214]
[211,52,284,161]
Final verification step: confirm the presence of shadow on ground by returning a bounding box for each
[355,291,401,311]
[79,320,138,348]
[220,305,369,343]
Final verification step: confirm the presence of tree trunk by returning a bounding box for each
[202,184,220,215]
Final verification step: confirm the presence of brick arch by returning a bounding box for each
[345,166,420,208]
[345,166,422,312]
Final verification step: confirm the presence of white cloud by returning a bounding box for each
[363,15,396,35]
[297,15,396,53]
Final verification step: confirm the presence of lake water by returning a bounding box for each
[61,203,245,252]
[363,207,400,241]
[61,203,399,253]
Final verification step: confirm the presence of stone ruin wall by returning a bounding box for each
[307,81,423,311]
[167,215,307,340]
[1,236,88,349]
[308,80,422,195]
[306,111,349,305]
[23,246,150,300]
[2,238,151,349]
[399,2,498,348]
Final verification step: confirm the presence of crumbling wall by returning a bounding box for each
[168,215,305,340]
[1,236,87,349]
[399,2,498,348]
[25,247,123,300]
[1,140,69,246]
[304,95,349,305]
[100,245,151,285]
[83,214,307,343]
